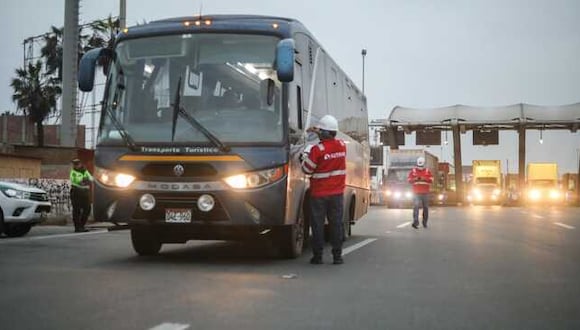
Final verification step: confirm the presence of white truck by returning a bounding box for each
[383,149,438,208]
[0,181,52,237]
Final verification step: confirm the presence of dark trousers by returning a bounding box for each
[413,193,429,226]
[310,194,344,257]
[71,188,91,230]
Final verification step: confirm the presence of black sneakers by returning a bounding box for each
[333,256,344,265]
[412,224,419,229]
[310,256,323,265]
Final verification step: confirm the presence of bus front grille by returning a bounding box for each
[141,163,217,178]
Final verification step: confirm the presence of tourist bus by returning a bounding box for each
[78,15,370,258]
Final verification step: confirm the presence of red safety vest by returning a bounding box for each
[301,138,346,198]
[407,167,433,194]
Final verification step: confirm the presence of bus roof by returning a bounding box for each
[119,15,303,41]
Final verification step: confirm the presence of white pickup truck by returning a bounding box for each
[0,181,52,237]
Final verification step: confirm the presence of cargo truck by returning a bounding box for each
[383,149,438,208]
[435,162,457,205]
[504,173,520,205]
[526,163,562,204]
[561,173,578,205]
[370,146,388,205]
[467,160,503,205]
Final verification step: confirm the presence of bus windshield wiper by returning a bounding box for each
[171,76,230,152]
[104,90,138,151]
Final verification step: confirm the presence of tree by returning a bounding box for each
[40,26,64,80]
[10,61,62,146]
[41,17,119,82]
[86,15,120,50]
[86,16,120,73]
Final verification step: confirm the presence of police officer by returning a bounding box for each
[69,159,93,232]
[407,156,433,228]
[301,115,347,265]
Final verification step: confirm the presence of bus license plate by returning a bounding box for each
[165,209,192,223]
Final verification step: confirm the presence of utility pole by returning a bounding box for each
[60,0,79,147]
[120,0,127,29]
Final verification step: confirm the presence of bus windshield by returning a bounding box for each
[98,33,283,146]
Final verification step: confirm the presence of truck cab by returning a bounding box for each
[467,160,503,205]
[526,163,563,204]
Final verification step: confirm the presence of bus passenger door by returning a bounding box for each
[287,63,308,225]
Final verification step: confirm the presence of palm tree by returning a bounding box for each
[40,26,64,80]
[10,61,62,146]
[40,17,119,79]
[86,16,120,73]
[86,15,120,50]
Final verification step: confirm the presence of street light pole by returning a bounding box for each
[361,48,367,94]
[120,0,127,29]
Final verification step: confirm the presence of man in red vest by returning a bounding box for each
[407,156,433,229]
[301,115,346,265]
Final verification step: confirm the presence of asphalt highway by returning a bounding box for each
[1,205,579,329]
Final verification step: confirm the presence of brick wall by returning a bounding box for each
[0,154,42,178]
[0,114,86,147]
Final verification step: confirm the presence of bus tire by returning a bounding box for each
[279,207,306,259]
[131,227,162,256]
[343,198,354,240]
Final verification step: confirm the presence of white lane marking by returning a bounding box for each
[396,221,412,228]
[342,238,378,256]
[385,231,392,234]
[0,229,108,244]
[150,323,190,330]
[554,222,575,230]
[531,214,544,219]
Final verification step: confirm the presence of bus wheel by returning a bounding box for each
[131,227,162,256]
[279,209,305,259]
[343,199,354,241]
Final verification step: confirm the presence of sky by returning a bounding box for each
[1,0,579,172]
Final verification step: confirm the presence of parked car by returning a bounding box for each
[0,181,51,237]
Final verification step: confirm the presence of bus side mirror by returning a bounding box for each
[276,39,295,82]
[78,48,113,92]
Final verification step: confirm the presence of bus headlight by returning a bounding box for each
[493,188,501,196]
[224,165,286,189]
[95,167,136,188]
[549,190,560,199]
[405,191,413,199]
